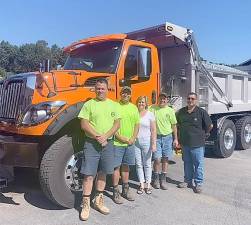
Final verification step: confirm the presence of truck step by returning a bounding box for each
[0,177,8,189]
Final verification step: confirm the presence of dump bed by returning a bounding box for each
[128,22,251,114]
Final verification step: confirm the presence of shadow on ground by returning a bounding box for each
[0,168,66,210]
[1,160,182,210]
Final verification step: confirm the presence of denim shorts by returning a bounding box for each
[152,134,173,160]
[80,138,115,176]
[114,145,135,168]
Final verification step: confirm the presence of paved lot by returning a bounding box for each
[1,150,251,225]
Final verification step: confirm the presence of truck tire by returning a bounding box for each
[39,135,83,208]
[235,116,251,150]
[215,119,236,158]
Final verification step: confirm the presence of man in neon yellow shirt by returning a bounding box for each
[112,86,140,204]
[150,92,178,190]
[78,78,120,221]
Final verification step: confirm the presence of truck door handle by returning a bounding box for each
[152,90,157,104]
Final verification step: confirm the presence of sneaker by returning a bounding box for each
[194,185,203,194]
[159,173,168,190]
[152,173,160,189]
[93,193,110,215]
[113,186,123,204]
[122,184,135,201]
[80,197,90,221]
[177,182,193,188]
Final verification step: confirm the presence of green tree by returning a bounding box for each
[0,40,67,74]
[0,67,6,78]
[51,44,67,69]
[0,41,18,73]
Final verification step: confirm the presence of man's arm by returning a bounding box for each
[202,109,213,138]
[205,124,213,139]
[207,124,213,133]
[128,108,140,145]
[170,108,179,148]
[81,119,100,139]
[172,124,179,148]
[96,119,121,145]
[104,119,121,140]
[115,123,139,145]
[115,133,130,144]
[128,123,140,145]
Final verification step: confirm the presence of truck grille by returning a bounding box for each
[0,80,26,121]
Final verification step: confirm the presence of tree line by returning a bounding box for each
[0,40,67,78]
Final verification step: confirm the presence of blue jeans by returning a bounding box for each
[114,145,135,168]
[152,134,173,160]
[182,146,205,186]
[135,138,152,184]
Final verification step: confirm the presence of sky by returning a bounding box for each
[0,0,250,65]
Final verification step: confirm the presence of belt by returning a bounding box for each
[157,133,172,137]
[86,136,113,141]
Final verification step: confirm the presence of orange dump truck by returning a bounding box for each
[1,22,250,207]
[0,26,161,208]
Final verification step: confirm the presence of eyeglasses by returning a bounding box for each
[187,97,196,100]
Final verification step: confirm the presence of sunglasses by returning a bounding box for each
[121,91,131,95]
[187,97,196,100]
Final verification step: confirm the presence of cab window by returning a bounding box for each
[124,46,151,79]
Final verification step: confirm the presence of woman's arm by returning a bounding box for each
[150,120,157,152]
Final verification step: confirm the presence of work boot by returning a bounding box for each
[80,196,90,221]
[93,192,110,215]
[122,183,135,201]
[152,173,160,189]
[194,185,203,194]
[113,186,123,204]
[159,173,168,190]
[177,182,193,189]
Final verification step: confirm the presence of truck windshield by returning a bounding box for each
[64,41,123,73]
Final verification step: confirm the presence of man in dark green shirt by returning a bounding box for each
[176,92,213,193]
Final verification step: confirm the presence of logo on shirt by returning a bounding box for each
[111,112,115,117]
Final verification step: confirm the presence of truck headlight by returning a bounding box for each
[21,101,66,125]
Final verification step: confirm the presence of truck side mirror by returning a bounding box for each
[137,48,151,78]
[119,79,126,86]
[56,65,62,70]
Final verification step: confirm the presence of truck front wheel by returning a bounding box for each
[39,135,83,208]
[215,119,236,158]
[235,116,251,150]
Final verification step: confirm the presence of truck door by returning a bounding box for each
[117,40,159,104]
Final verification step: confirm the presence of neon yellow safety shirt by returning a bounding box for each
[78,98,120,138]
[149,105,177,135]
[114,102,140,146]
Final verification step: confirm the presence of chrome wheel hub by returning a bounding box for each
[244,123,251,143]
[65,152,83,191]
[224,128,234,150]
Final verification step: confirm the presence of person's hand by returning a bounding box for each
[128,138,135,145]
[101,140,108,147]
[96,135,107,145]
[205,133,210,139]
[173,139,179,149]
[150,144,157,152]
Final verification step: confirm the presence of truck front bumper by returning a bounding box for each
[0,133,40,168]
